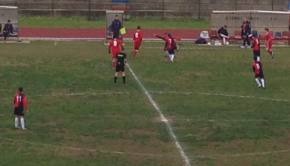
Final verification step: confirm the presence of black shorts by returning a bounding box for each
[253,50,260,60]
[167,49,175,55]
[14,107,24,116]
[116,65,125,72]
[255,71,264,79]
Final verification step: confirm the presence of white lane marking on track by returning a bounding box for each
[127,63,192,166]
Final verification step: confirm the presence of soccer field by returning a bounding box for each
[0,41,290,166]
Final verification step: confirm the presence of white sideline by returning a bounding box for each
[127,63,192,166]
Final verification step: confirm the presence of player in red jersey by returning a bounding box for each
[13,87,28,129]
[108,37,124,68]
[250,31,261,62]
[264,27,274,58]
[155,33,177,63]
[132,26,143,58]
[252,60,265,88]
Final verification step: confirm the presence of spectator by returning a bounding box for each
[110,15,122,39]
[218,25,229,45]
[195,31,210,44]
[3,20,14,40]
[241,18,251,48]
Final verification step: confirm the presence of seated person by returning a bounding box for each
[218,25,229,45]
[3,20,14,40]
[195,31,210,44]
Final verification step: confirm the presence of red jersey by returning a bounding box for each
[265,31,273,42]
[156,35,177,51]
[14,93,27,108]
[133,30,143,42]
[251,37,260,51]
[109,38,123,56]
[252,61,263,76]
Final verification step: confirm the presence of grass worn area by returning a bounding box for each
[0,41,290,166]
[19,16,209,28]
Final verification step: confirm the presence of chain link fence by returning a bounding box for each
[0,0,288,19]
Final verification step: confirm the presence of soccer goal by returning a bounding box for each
[0,6,18,37]
[211,10,290,43]
[105,10,124,40]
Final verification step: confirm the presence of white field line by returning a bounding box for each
[32,91,130,97]
[174,118,290,123]
[192,149,290,160]
[0,137,177,159]
[127,63,192,166]
[28,90,289,103]
[149,90,290,103]
[198,92,289,103]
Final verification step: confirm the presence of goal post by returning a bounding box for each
[0,6,18,35]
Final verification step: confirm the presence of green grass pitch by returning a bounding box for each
[0,41,290,166]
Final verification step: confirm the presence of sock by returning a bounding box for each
[223,37,226,45]
[15,117,19,128]
[114,76,117,83]
[260,78,265,88]
[20,117,25,129]
[255,78,261,87]
[122,76,126,84]
[169,54,175,62]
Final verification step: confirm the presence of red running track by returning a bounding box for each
[19,27,204,39]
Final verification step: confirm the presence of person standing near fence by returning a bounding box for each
[3,20,14,40]
[110,15,122,39]
[13,87,28,130]
[241,19,251,48]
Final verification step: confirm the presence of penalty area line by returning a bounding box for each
[127,63,192,166]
